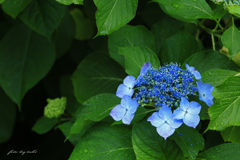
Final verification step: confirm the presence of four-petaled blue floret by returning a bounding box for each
[110,62,215,140]
[116,75,136,98]
[173,97,201,128]
[147,105,183,140]
[197,82,214,106]
[110,95,139,124]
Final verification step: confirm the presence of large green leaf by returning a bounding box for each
[93,0,138,36]
[0,24,55,108]
[69,123,136,160]
[228,6,240,18]
[169,124,205,160]
[221,126,240,144]
[202,69,237,87]
[182,50,239,73]
[152,0,215,20]
[56,0,83,5]
[221,22,240,59]
[72,53,126,103]
[2,0,32,19]
[0,87,16,143]
[70,8,95,40]
[55,8,75,59]
[160,31,201,64]
[208,76,240,131]
[32,116,58,134]
[19,0,65,38]
[0,0,5,4]
[132,119,185,160]
[70,93,120,134]
[151,18,184,54]
[118,46,160,78]
[108,25,155,67]
[197,143,240,160]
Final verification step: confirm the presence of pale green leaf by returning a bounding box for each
[32,116,58,134]
[56,0,83,5]
[118,46,160,78]
[94,0,138,36]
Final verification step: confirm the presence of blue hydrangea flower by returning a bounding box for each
[147,105,183,140]
[197,82,214,106]
[116,76,135,98]
[140,62,151,75]
[185,63,201,80]
[110,95,139,124]
[173,97,201,128]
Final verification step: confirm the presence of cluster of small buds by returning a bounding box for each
[134,63,198,109]
[44,97,67,118]
[110,62,214,140]
[212,0,240,6]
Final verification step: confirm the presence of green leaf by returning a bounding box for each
[132,119,185,160]
[54,8,75,59]
[221,21,240,59]
[152,0,215,20]
[118,46,160,78]
[151,18,184,54]
[228,5,240,18]
[202,69,237,87]
[69,122,136,160]
[2,0,32,19]
[112,107,152,126]
[70,8,95,40]
[170,124,205,160]
[182,50,239,73]
[109,25,155,67]
[32,116,58,134]
[57,121,93,146]
[56,0,83,5]
[70,93,120,134]
[212,3,227,19]
[72,53,126,103]
[0,24,55,108]
[19,0,65,38]
[197,143,240,160]
[0,0,5,4]
[160,31,201,64]
[208,76,240,131]
[93,0,138,36]
[0,87,16,143]
[221,126,240,143]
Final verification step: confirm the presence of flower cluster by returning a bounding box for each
[110,62,214,139]
[44,97,67,118]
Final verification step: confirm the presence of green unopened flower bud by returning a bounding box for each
[44,97,67,118]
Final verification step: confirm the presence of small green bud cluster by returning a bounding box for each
[44,97,67,118]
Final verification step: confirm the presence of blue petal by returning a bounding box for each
[173,108,185,119]
[110,104,126,121]
[121,95,131,109]
[205,98,214,107]
[169,117,183,129]
[185,63,191,71]
[147,112,164,127]
[122,112,134,125]
[180,97,189,111]
[183,114,200,128]
[193,70,202,80]
[128,99,139,114]
[159,105,172,121]
[123,76,135,88]
[140,62,151,75]
[197,82,214,106]
[188,101,201,115]
[157,123,175,140]
[116,84,134,98]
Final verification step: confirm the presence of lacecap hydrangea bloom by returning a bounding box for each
[44,97,67,118]
[110,62,214,139]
